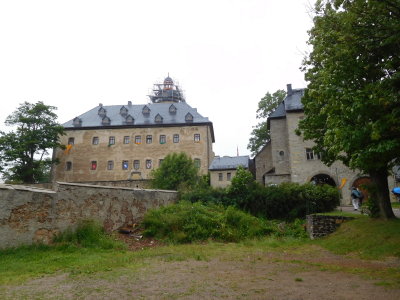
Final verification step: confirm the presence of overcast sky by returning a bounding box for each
[0,0,315,157]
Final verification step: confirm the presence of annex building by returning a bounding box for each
[253,84,398,204]
[52,76,215,187]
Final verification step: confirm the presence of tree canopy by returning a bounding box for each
[0,101,65,183]
[150,152,199,190]
[297,0,400,218]
[247,89,286,155]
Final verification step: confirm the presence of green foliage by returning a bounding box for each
[248,89,286,155]
[298,0,400,218]
[150,152,199,190]
[53,220,125,249]
[142,201,273,243]
[316,216,400,259]
[0,101,65,183]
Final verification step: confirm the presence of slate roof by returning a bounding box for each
[269,88,305,119]
[63,102,211,128]
[209,155,250,171]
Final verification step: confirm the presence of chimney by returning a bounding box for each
[128,101,132,106]
[286,84,293,96]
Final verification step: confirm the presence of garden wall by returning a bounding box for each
[306,214,354,239]
[0,182,177,248]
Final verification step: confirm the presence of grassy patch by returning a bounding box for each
[314,217,400,259]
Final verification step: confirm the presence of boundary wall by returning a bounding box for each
[0,182,177,248]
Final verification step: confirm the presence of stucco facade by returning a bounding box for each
[209,156,250,188]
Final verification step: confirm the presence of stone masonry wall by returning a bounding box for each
[306,214,354,239]
[0,182,177,249]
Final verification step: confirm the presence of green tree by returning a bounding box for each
[297,0,400,219]
[150,152,199,190]
[0,101,65,183]
[248,90,286,155]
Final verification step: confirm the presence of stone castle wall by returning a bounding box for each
[0,182,177,249]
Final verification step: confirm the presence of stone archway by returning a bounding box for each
[310,174,336,187]
[352,176,372,203]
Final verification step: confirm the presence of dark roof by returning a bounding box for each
[209,155,249,170]
[64,102,209,128]
[269,88,305,120]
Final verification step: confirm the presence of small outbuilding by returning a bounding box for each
[209,155,250,188]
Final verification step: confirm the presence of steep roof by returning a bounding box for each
[209,155,249,171]
[269,88,305,120]
[64,101,211,126]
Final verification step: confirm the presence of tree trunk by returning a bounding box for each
[369,169,396,219]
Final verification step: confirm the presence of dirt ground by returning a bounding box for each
[2,235,400,300]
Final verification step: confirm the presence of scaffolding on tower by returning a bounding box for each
[148,75,186,103]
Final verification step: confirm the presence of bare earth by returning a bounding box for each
[2,238,400,300]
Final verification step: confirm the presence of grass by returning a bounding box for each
[314,216,400,259]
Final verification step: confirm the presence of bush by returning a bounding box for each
[53,220,125,249]
[142,201,273,243]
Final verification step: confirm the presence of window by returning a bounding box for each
[109,136,115,145]
[92,137,99,145]
[135,135,141,144]
[125,115,134,125]
[154,114,163,123]
[134,160,140,170]
[227,172,232,181]
[66,161,72,171]
[91,161,97,170]
[107,160,114,170]
[173,134,179,143]
[146,135,153,144]
[194,158,201,168]
[142,105,150,115]
[159,135,166,144]
[122,160,129,170]
[218,173,223,181]
[73,117,82,127]
[102,116,111,126]
[306,148,322,160]
[123,136,130,144]
[159,159,164,166]
[194,134,200,142]
[146,159,152,169]
[185,112,193,122]
[120,106,128,116]
[68,137,75,145]
[169,104,177,114]
[98,107,106,117]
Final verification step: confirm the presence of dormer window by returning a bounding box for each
[169,104,177,114]
[72,117,82,127]
[185,112,193,122]
[154,114,163,123]
[98,107,106,117]
[102,116,111,126]
[142,105,150,116]
[125,114,134,125]
[120,106,128,116]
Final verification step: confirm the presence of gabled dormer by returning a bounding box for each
[98,106,106,117]
[73,117,82,127]
[102,116,111,126]
[169,104,177,114]
[185,112,194,122]
[142,105,151,116]
[125,114,134,125]
[120,106,128,116]
[154,113,163,124]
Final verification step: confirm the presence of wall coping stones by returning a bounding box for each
[56,182,176,193]
[0,184,56,194]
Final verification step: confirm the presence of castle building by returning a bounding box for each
[52,76,215,187]
[253,84,387,204]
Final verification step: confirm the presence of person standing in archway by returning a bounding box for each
[351,187,361,211]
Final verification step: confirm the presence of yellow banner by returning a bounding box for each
[64,144,73,154]
[339,178,347,189]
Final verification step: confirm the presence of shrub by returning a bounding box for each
[142,201,273,243]
[53,220,125,249]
